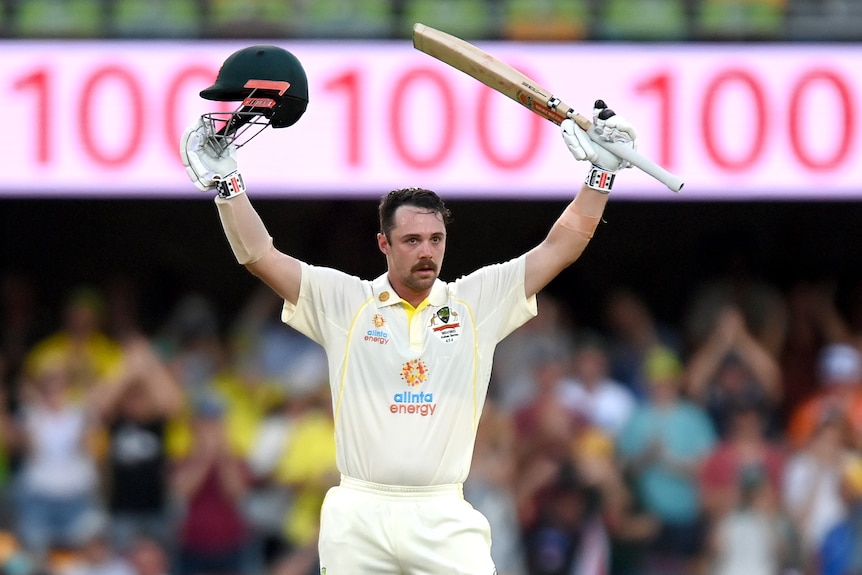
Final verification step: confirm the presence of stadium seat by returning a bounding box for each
[0,2,7,37]
[12,0,107,38]
[293,0,394,39]
[696,0,786,40]
[295,0,393,38]
[206,0,295,38]
[503,0,590,41]
[599,0,690,40]
[109,0,203,38]
[785,0,862,41]
[404,0,498,40]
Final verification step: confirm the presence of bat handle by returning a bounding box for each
[572,113,684,193]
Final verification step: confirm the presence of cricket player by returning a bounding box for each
[180,45,637,575]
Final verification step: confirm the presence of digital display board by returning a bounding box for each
[2,41,859,200]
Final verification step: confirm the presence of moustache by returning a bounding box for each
[412,260,437,273]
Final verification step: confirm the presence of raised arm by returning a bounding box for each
[180,118,302,305]
[524,101,638,298]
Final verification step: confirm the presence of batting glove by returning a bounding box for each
[562,100,637,193]
[180,117,246,199]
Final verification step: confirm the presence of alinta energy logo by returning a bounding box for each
[364,313,389,345]
[391,358,437,416]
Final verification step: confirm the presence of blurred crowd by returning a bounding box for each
[0,0,860,42]
[2,263,862,575]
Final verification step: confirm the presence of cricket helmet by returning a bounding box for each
[199,45,309,153]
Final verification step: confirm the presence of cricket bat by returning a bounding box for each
[412,23,684,193]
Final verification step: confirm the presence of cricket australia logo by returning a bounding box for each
[429,306,461,344]
[392,359,436,416]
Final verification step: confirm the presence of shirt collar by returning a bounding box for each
[371,273,448,308]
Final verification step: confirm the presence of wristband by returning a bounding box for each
[215,170,246,199]
[584,166,616,193]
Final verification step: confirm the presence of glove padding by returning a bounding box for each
[180,117,243,195]
[561,100,637,173]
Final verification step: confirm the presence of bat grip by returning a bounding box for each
[586,129,684,193]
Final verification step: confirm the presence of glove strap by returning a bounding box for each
[215,171,246,199]
[584,166,615,193]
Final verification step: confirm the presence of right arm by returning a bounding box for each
[214,193,302,306]
[524,102,635,299]
[181,117,302,305]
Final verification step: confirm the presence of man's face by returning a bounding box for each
[378,206,446,299]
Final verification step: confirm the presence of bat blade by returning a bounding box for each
[413,24,574,126]
[412,23,684,193]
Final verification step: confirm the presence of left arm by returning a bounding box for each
[525,185,608,298]
[525,101,638,298]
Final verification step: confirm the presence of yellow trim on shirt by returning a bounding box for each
[336,297,375,423]
[455,298,480,430]
[402,298,430,324]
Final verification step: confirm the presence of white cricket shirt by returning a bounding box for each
[282,255,537,486]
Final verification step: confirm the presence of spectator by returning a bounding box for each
[571,426,656,575]
[21,285,124,401]
[157,294,225,397]
[491,294,577,413]
[127,535,172,575]
[157,293,231,457]
[560,334,637,438]
[208,355,288,468]
[267,384,337,572]
[603,287,680,399]
[228,286,328,401]
[63,516,135,575]
[683,305,782,438]
[512,346,582,529]
[706,463,797,575]
[90,335,185,553]
[782,410,855,570]
[682,238,788,359]
[12,351,104,564]
[161,293,286,463]
[171,392,252,575]
[780,281,852,422]
[818,453,862,575]
[465,398,527,575]
[522,460,609,575]
[244,394,295,570]
[699,399,786,520]
[786,342,862,451]
[617,345,717,575]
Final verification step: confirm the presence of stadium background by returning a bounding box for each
[4,199,862,336]
[2,0,861,334]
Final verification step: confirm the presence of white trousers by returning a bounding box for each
[318,475,497,575]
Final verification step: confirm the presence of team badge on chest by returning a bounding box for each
[429,306,461,343]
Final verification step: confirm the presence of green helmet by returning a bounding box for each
[201,44,308,128]
[199,45,309,153]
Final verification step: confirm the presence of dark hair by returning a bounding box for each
[378,187,453,240]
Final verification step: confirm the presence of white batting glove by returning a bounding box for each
[180,117,246,199]
[561,100,637,193]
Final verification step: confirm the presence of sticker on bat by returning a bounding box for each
[516,91,568,124]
